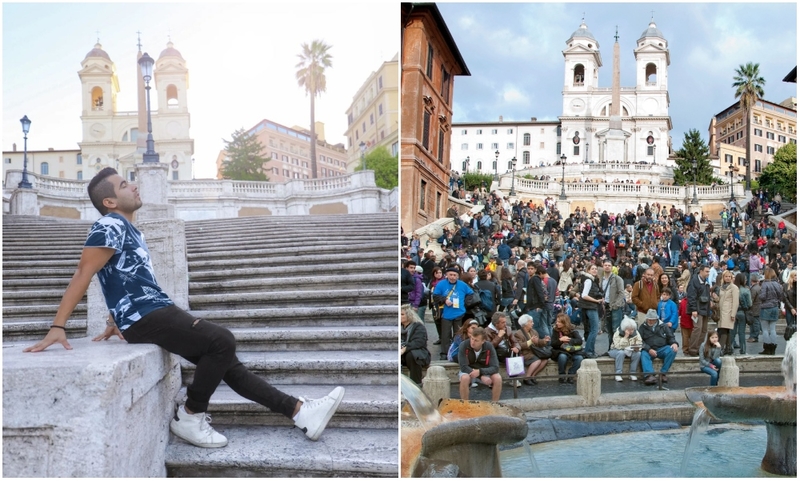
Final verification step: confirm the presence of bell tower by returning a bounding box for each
[634,19,670,92]
[78,42,119,141]
[152,40,194,180]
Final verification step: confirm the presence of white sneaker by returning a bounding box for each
[293,386,345,441]
[470,381,478,388]
[170,405,228,448]
[630,375,638,381]
[615,375,623,382]
[513,380,522,387]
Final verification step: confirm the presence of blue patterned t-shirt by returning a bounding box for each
[85,213,173,331]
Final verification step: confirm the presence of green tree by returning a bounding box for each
[461,171,494,191]
[295,39,333,180]
[221,128,269,181]
[758,143,796,201]
[355,146,398,190]
[672,129,718,185]
[732,62,766,190]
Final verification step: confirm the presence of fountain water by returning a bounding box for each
[400,374,529,477]
[684,334,797,476]
[679,407,713,476]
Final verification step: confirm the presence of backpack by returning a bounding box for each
[447,338,461,362]
[618,235,627,248]
[478,288,495,313]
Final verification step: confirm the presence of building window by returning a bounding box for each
[648,146,655,155]
[283,169,290,177]
[523,133,530,146]
[767,146,775,155]
[420,179,427,210]
[540,142,545,149]
[462,160,468,170]
[461,129,467,135]
[507,160,513,170]
[4,158,10,164]
[461,143,468,150]
[779,135,786,143]
[725,154,733,163]
[556,142,561,155]
[491,143,499,150]
[766,132,775,140]
[77,171,83,180]
[754,160,762,173]
[476,129,482,135]
[440,65,450,103]
[754,128,763,136]
[77,154,82,165]
[491,129,498,135]
[557,125,562,136]
[362,122,366,133]
[754,144,763,153]
[172,171,179,180]
[523,151,530,164]
[422,110,431,150]
[122,131,128,142]
[426,43,434,79]
[438,130,445,163]
[378,104,383,116]
[392,142,398,156]
[476,161,483,170]
[378,76,383,89]
[728,136,734,144]
[507,143,514,149]
[573,145,580,156]
[476,143,483,150]
[436,192,442,219]
[131,128,138,143]
[282,154,289,162]
[370,113,374,125]
[41,162,49,175]
[507,129,513,135]
[302,161,308,168]
[738,157,745,166]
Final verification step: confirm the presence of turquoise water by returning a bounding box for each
[499,424,775,478]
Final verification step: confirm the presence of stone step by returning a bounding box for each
[188,273,393,294]
[2,268,78,279]
[186,240,397,261]
[185,231,398,250]
[165,425,398,477]
[226,326,397,352]
[2,318,87,340]
[179,350,397,386]
[185,226,396,243]
[189,288,397,310]
[187,251,396,272]
[2,289,85,306]
[3,278,74,291]
[179,384,397,429]
[3,303,87,319]
[3,259,79,270]
[187,306,398,328]
[188,260,398,282]
[183,214,396,233]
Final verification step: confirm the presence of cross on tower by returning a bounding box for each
[96,30,100,43]
[614,26,619,41]
[651,10,655,21]
[136,30,142,52]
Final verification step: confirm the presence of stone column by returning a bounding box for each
[135,162,174,221]
[10,188,39,216]
[576,359,602,405]
[422,366,450,407]
[718,356,740,387]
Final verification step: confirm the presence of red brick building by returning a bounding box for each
[400,3,469,233]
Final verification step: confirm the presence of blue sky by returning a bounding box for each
[437,2,797,149]
[2,2,398,178]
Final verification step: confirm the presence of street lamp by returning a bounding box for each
[18,115,32,188]
[464,156,470,172]
[509,156,517,197]
[559,153,567,200]
[585,142,589,163]
[493,149,499,181]
[691,158,698,204]
[137,53,159,163]
[359,141,366,171]
[652,144,657,165]
[728,164,737,202]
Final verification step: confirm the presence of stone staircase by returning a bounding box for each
[2,213,400,477]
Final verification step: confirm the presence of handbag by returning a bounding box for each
[505,352,525,377]
[531,344,553,359]
[784,324,796,341]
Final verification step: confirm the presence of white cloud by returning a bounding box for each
[502,86,530,107]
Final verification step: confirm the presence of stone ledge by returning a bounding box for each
[3,337,181,477]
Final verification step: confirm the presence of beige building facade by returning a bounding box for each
[344,54,399,172]
[216,120,347,181]
[709,97,797,178]
[2,148,82,180]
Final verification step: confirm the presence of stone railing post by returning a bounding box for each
[576,359,602,405]
[718,356,740,387]
[422,366,450,406]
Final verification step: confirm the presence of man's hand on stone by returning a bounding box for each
[23,328,73,353]
[93,324,124,342]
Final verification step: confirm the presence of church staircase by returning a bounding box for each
[2,213,399,477]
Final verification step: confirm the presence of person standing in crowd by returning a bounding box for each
[715,270,739,355]
[578,264,603,359]
[632,269,660,325]
[686,264,713,356]
[601,259,626,351]
[432,267,474,361]
[758,268,788,355]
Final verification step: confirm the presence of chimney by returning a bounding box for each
[530,117,537,121]
[499,115,503,122]
[48,147,54,151]
[314,121,326,143]
[12,143,16,151]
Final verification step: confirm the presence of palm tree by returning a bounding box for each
[295,39,333,179]
[732,62,765,192]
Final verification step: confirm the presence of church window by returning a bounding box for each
[166,85,179,109]
[645,63,657,85]
[131,129,138,143]
[523,133,530,145]
[622,106,629,116]
[523,151,530,164]
[91,87,104,110]
[122,131,128,142]
[573,64,585,85]
[556,142,561,155]
[601,105,607,116]
[172,171,179,180]
[41,162,49,175]
[77,171,83,180]
[648,146,654,155]
[573,145,580,156]
[77,154,82,165]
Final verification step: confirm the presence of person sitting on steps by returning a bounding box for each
[23,168,344,447]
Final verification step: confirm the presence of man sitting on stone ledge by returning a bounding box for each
[638,308,679,386]
[23,167,344,448]
[457,327,502,402]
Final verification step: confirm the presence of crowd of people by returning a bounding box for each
[401,187,796,394]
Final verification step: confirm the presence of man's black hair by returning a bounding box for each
[87,167,119,215]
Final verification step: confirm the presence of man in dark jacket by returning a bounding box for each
[458,327,502,401]
[669,230,684,267]
[525,263,550,338]
[686,264,712,356]
[638,309,679,385]
[401,260,417,305]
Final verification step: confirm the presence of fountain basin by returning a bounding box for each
[685,386,796,476]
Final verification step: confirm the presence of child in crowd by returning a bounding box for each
[657,288,679,331]
[699,330,723,386]
[678,292,694,356]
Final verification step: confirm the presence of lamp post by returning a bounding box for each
[652,145,657,165]
[18,115,32,188]
[728,164,737,202]
[359,141,366,171]
[559,153,567,200]
[691,158,698,204]
[192,157,195,180]
[585,142,589,163]
[509,156,517,197]
[137,53,159,163]
[493,149,499,181]
[464,156,470,173]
